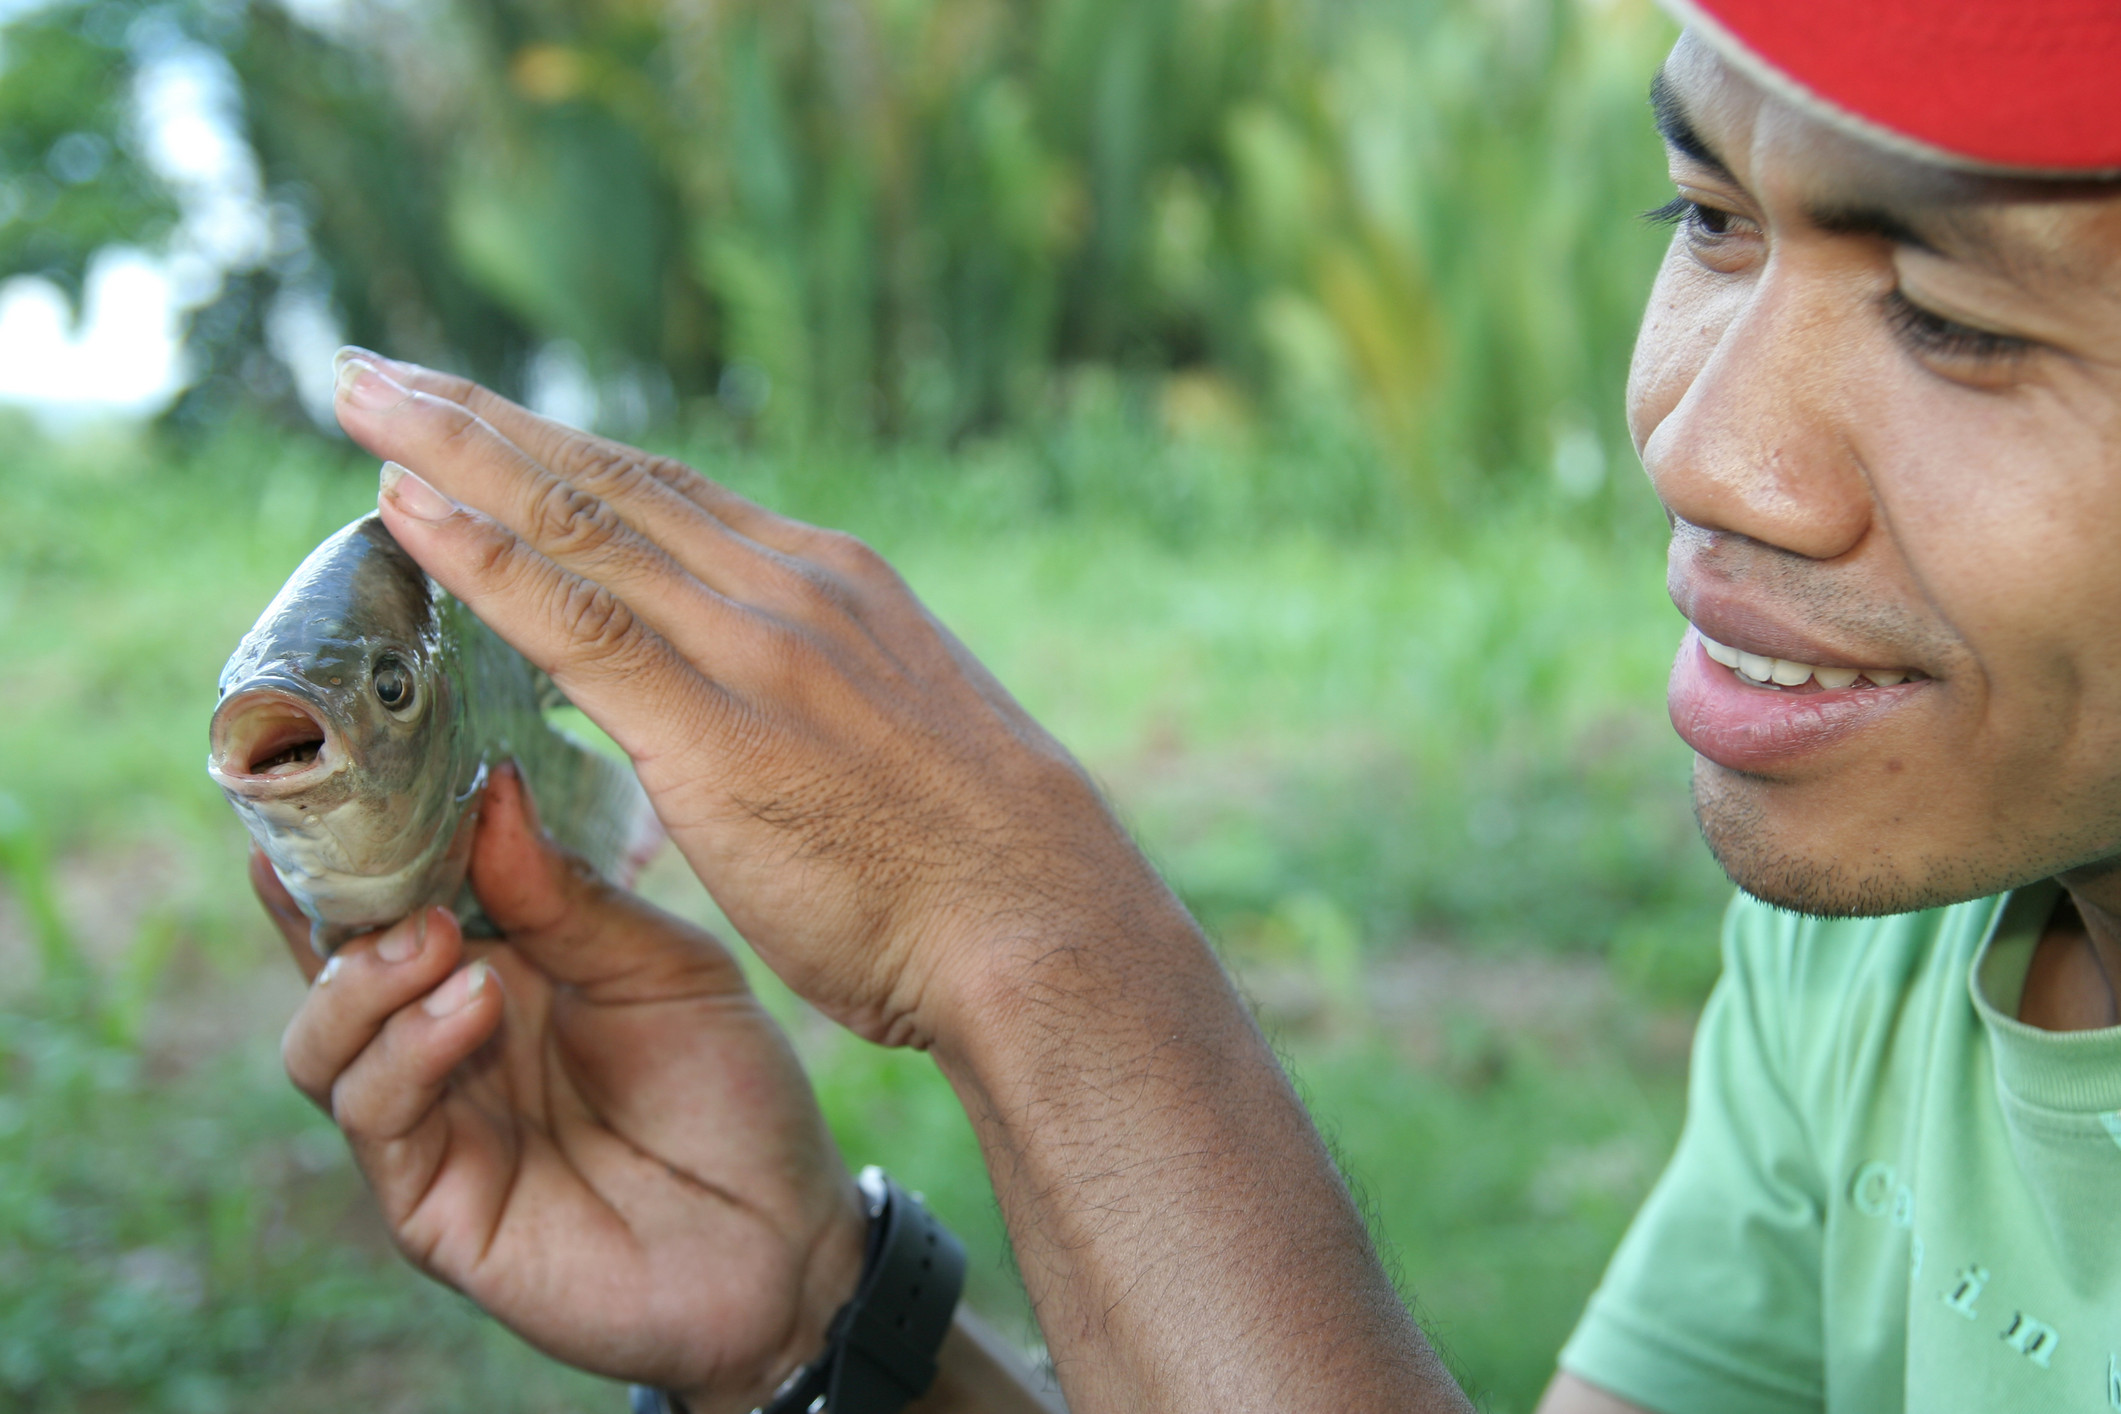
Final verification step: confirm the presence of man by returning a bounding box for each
[259,0,2121,1409]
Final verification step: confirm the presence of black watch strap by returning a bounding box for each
[631,1167,966,1414]
[817,1166,966,1411]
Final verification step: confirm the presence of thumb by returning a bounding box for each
[469,762,745,999]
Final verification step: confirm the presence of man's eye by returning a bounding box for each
[1882,290,2033,367]
[1644,196,1744,239]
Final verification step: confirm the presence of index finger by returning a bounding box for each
[333,347,809,553]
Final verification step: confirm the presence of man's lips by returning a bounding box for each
[1676,586,1923,677]
[1669,627,1930,773]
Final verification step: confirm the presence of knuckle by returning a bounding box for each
[563,440,663,501]
[640,452,707,495]
[548,575,644,667]
[391,1212,453,1276]
[526,477,626,561]
[784,560,860,620]
[594,445,709,500]
[806,528,887,581]
[390,1227,431,1271]
[430,400,489,455]
[421,370,485,407]
[326,1075,369,1135]
[280,1022,324,1102]
[466,519,526,582]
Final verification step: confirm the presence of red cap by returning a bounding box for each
[1666,0,2121,175]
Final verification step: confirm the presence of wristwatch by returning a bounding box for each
[631,1167,967,1414]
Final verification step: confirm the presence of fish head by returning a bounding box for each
[208,515,470,894]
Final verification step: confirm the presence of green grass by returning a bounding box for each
[0,416,1725,1411]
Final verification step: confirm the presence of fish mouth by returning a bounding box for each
[208,687,342,795]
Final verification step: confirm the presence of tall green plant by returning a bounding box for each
[4,0,1676,495]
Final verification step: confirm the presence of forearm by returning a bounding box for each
[929,889,1471,1414]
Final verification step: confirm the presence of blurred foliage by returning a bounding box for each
[0,4,179,299]
[0,795,621,1411]
[0,0,1675,495]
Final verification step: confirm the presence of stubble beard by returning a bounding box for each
[1688,759,1986,920]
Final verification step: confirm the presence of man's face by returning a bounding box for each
[1637,34,2121,917]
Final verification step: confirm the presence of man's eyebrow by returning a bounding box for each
[1805,204,1945,256]
[1649,67,1734,179]
[1813,200,2086,291]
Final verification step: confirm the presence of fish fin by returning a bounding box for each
[515,728,658,888]
[532,669,571,714]
[453,881,501,940]
[575,743,660,887]
[616,800,666,890]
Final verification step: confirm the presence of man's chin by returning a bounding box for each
[1690,764,1987,920]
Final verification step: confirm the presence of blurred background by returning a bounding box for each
[0,0,1732,1409]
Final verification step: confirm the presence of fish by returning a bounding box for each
[207,512,655,954]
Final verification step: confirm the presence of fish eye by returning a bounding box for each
[372,656,414,712]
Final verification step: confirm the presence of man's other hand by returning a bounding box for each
[259,764,867,1414]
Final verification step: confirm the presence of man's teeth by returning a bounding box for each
[1698,634,1907,689]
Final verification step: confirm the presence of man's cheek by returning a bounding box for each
[1627,256,1726,464]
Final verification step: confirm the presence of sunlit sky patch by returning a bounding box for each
[0,249,184,413]
[0,0,585,432]
[0,15,271,422]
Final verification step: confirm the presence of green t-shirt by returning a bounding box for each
[1559,884,2121,1413]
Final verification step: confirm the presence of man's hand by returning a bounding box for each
[263,765,867,1414]
[335,347,1178,1049]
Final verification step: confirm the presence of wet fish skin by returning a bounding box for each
[208,513,650,953]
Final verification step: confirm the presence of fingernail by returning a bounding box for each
[334,352,411,412]
[316,955,342,987]
[424,960,491,1017]
[377,910,428,964]
[337,344,425,377]
[380,461,458,522]
[331,350,366,397]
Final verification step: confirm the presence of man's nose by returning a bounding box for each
[1638,267,1873,563]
